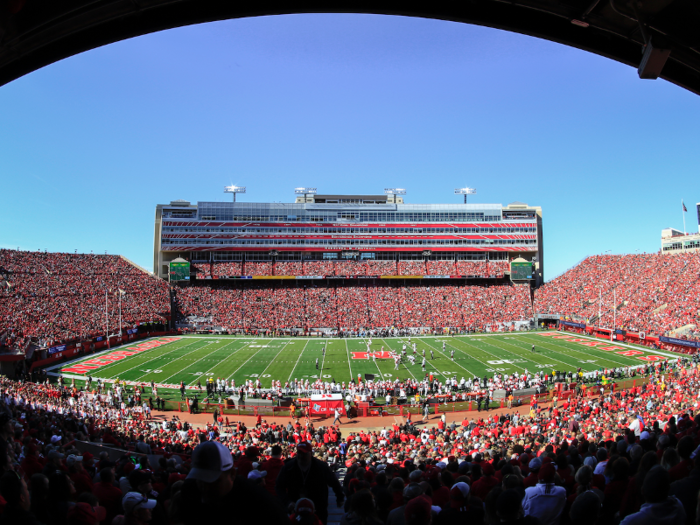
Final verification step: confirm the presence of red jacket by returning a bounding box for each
[260,457,285,495]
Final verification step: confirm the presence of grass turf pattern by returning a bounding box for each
[53,332,672,399]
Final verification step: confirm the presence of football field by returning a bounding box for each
[50,331,673,400]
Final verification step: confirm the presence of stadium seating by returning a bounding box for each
[535,252,700,340]
[175,282,532,331]
[274,261,303,276]
[212,261,242,277]
[398,260,426,275]
[4,356,700,525]
[426,260,455,275]
[244,262,273,276]
[192,262,212,279]
[0,250,169,351]
[455,260,488,277]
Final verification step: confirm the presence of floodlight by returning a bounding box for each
[224,185,246,203]
[384,188,406,195]
[455,187,477,203]
[294,187,317,194]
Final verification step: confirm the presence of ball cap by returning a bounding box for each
[295,497,316,514]
[122,492,157,515]
[66,454,83,467]
[297,442,313,454]
[67,502,107,525]
[248,469,267,481]
[451,481,470,500]
[529,457,542,470]
[187,441,234,483]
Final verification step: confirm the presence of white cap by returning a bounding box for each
[122,492,157,515]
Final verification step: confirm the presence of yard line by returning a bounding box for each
[86,339,204,380]
[344,339,354,380]
[419,338,480,379]
[451,337,529,373]
[288,339,313,381]
[159,340,258,386]
[478,336,582,372]
[379,339,419,381]
[134,338,242,384]
[225,339,276,381]
[361,337,386,380]
[550,331,679,359]
[44,335,186,372]
[501,336,620,370]
[254,339,293,385]
[320,338,328,375]
[391,338,448,382]
[514,335,633,369]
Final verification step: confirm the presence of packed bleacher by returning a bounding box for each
[535,252,700,341]
[2,354,700,525]
[175,283,532,331]
[0,250,170,353]
[191,259,510,277]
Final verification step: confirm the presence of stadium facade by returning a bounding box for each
[153,190,544,284]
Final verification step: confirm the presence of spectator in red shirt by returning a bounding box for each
[260,445,285,496]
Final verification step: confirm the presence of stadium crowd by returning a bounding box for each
[0,250,170,353]
[535,253,700,341]
[1,352,699,525]
[190,259,511,277]
[175,283,533,332]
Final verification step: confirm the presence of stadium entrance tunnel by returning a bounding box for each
[1,0,700,94]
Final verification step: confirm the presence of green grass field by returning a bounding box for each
[48,332,674,400]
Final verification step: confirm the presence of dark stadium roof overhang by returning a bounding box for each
[0,0,699,94]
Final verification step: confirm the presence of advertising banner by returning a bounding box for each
[560,320,586,329]
[48,344,67,355]
[308,394,345,416]
[659,336,698,348]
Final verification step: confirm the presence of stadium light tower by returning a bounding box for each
[455,187,476,204]
[384,188,407,195]
[224,185,246,203]
[295,187,317,202]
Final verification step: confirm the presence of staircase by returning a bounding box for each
[327,466,347,525]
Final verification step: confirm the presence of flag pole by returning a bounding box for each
[682,199,687,235]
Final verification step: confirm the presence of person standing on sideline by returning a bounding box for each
[422,402,430,422]
[333,407,342,425]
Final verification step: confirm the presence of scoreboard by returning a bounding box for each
[510,261,533,280]
[169,261,190,281]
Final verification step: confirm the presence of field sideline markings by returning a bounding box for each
[134,338,243,385]
[287,339,313,381]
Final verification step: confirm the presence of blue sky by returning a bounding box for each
[1,14,699,279]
